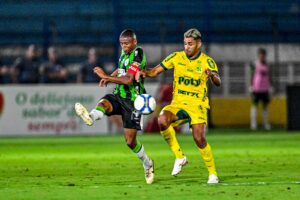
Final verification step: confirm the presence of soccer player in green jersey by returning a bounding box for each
[75,29,154,184]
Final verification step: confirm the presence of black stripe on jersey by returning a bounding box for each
[160,62,168,71]
[133,48,144,63]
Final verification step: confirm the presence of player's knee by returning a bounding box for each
[158,115,170,130]
[193,134,207,148]
[126,139,136,149]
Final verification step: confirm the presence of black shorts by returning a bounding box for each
[252,92,270,105]
[102,94,142,130]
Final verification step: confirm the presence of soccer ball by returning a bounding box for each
[134,94,156,115]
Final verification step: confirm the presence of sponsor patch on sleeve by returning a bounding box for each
[127,62,140,75]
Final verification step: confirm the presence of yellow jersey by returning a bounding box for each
[161,51,219,109]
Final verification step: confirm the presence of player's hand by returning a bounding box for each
[94,67,108,79]
[248,86,253,93]
[135,70,146,82]
[99,79,109,87]
[205,69,213,79]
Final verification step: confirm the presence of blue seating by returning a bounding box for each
[0,0,298,45]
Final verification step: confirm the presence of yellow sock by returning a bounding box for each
[199,143,217,175]
[160,126,185,159]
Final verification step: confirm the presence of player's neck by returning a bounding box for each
[187,51,201,60]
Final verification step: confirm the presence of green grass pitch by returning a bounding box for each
[0,129,299,200]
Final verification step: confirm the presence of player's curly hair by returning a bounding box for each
[184,28,202,40]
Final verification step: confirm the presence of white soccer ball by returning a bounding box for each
[134,94,156,115]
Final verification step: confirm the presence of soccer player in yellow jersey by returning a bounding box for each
[137,28,221,184]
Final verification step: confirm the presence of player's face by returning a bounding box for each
[258,53,266,63]
[184,37,201,58]
[120,37,137,54]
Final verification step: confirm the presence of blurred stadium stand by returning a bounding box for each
[0,0,299,95]
[0,0,299,45]
[0,0,299,132]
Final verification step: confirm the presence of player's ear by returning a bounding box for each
[133,39,137,46]
[197,40,202,49]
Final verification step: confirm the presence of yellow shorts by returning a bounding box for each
[161,103,208,127]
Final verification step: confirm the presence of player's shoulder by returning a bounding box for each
[201,52,218,70]
[134,46,144,55]
[164,51,182,61]
[201,52,216,62]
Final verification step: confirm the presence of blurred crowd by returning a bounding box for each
[0,45,103,84]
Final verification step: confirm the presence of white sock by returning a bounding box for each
[136,145,151,168]
[89,109,104,121]
[250,106,257,130]
[263,108,270,129]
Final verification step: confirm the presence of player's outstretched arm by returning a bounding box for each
[94,67,135,85]
[205,69,221,86]
[135,64,164,82]
[99,69,118,87]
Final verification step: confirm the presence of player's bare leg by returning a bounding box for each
[192,123,219,184]
[158,111,188,176]
[124,128,154,184]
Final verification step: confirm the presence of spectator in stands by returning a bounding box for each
[250,48,272,130]
[77,48,102,83]
[0,60,12,84]
[40,47,67,83]
[12,44,41,83]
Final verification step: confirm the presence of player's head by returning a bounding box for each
[26,44,37,60]
[88,48,97,64]
[258,48,267,63]
[47,46,57,62]
[119,29,137,54]
[184,28,202,58]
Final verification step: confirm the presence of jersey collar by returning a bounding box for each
[186,51,201,61]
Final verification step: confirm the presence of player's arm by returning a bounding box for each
[135,65,165,82]
[99,69,118,87]
[205,57,221,86]
[94,67,135,85]
[205,69,221,86]
[136,52,176,82]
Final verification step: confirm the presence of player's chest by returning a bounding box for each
[174,60,206,78]
[118,55,131,76]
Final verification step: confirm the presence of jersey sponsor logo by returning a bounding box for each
[135,50,138,56]
[196,66,202,73]
[178,89,199,98]
[178,76,201,87]
[178,62,186,66]
[207,59,216,69]
[124,58,129,66]
[118,69,126,77]
[128,63,139,75]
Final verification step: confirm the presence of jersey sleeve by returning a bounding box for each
[160,52,177,70]
[128,48,144,75]
[205,56,218,73]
